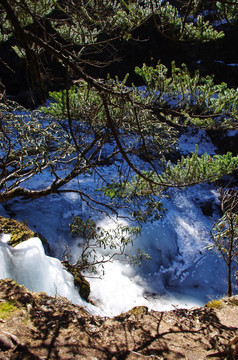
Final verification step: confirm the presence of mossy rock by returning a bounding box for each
[62,261,90,302]
[128,306,148,317]
[0,301,18,320]
[0,216,50,252]
[206,295,238,309]
[206,299,224,309]
[114,306,148,322]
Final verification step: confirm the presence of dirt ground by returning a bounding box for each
[0,279,237,360]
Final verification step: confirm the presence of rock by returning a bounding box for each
[0,215,50,253]
[0,333,15,350]
[0,279,237,359]
[200,201,214,217]
[61,260,91,301]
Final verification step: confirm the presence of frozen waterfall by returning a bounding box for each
[0,236,98,315]
[0,183,230,317]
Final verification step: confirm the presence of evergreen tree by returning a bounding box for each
[0,0,237,222]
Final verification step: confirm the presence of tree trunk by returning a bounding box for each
[227,261,232,297]
[227,215,235,297]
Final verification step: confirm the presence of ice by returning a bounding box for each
[227,130,238,137]
[0,233,11,243]
[214,60,238,67]
[89,261,150,315]
[0,182,230,316]
[0,238,100,315]
[179,128,217,156]
[0,108,236,316]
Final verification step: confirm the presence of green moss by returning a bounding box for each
[0,216,50,251]
[0,216,34,246]
[62,261,90,301]
[115,306,148,321]
[0,301,18,319]
[10,230,35,246]
[128,306,148,316]
[206,299,223,309]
